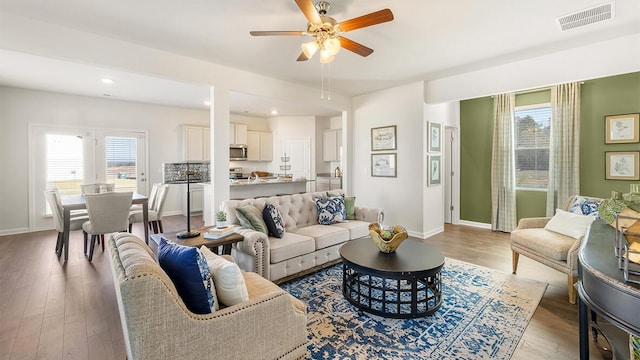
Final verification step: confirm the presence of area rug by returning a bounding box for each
[280,258,547,359]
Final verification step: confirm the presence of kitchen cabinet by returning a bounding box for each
[247,131,273,161]
[229,123,248,145]
[183,125,210,161]
[323,129,341,162]
[316,175,342,191]
[181,184,204,216]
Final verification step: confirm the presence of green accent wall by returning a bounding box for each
[459,72,640,224]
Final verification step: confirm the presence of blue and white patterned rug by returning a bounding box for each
[280,258,547,359]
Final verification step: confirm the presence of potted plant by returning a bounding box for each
[216,210,227,229]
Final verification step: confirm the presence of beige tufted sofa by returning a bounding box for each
[107,232,308,360]
[224,190,383,283]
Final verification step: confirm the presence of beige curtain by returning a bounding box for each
[546,82,581,216]
[491,93,517,232]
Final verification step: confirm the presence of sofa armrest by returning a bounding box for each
[355,207,384,223]
[232,227,270,278]
[516,217,551,230]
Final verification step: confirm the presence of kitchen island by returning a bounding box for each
[230,178,309,199]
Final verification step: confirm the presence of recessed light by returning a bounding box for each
[271,110,278,115]
[204,101,211,106]
[101,78,114,84]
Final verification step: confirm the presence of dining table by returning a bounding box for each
[60,192,149,262]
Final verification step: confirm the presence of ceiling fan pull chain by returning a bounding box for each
[327,63,332,101]
[321,63,325,99]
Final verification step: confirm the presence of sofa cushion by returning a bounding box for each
[511,228,576,261]
[263,203,285,238]
[544,209,595,240]
[199,246,249,307]
[157,239,216,314]
[332,220,370,240]
[315,196,346,225]
[568,196,601,217]
[236,204,268,235]
[292,224,349,250]
[269,232,316,263]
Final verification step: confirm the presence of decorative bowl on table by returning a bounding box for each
[369,223,408,253]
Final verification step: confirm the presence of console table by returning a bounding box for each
[577,220,640,360]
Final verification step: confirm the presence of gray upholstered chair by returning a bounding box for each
[82,191,133,261]
[44,189,89,256]
[128,184,169,233]
[511,195,602,304]
[107,232,308,360]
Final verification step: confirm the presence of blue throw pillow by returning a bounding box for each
[315,196,346,225]
[157,238,216,314]
[568,196,601,218]
[263,203,285,238]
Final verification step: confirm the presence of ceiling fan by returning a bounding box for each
[250,0,394,64]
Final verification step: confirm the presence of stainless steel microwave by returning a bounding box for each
[230,145,247,161]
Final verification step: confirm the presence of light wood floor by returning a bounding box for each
[0,217,612,359]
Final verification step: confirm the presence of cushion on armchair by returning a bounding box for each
[544,209,596,240]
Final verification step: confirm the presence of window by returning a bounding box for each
[514,104,551,189]
[105,136,138,192]
[46,134,85,195]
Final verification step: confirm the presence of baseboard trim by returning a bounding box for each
[458,220,492,229]
[408,227,444,240]
[0,227,31,236]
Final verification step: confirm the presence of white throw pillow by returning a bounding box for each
[199,246,249,306]
[544,208,596,240]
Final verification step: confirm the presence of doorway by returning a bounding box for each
[284,137,311,191]
[444,126,459,224]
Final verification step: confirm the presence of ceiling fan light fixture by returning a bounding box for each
[323,37,341,56]
[319,51,335,64]
[301,40,320,58]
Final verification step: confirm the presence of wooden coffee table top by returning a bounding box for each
[150,226,243,250]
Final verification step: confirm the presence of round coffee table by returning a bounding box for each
[340,237,444,318]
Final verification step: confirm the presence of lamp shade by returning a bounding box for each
[162,161,210,184]
[301,40,320,58]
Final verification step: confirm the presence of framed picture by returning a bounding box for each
[371,125,397,151]
[605,113,639,144]
[371,153,397,177]
[428,122,441,152]
[605,151,639,180]
[427,155,441,186]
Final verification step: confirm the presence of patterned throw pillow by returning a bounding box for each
[315,196,346,225]
[235,204,268,235]
[157,238,217,314]
[568,196,601,218]
[263,203,285,238]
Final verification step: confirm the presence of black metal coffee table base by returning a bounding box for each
[340,237,444,319]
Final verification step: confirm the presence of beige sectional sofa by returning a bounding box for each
[224,190,383,283]
[107,232,308,360]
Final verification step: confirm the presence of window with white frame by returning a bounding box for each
[514,104,551,189]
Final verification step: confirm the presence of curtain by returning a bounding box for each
[546,82,581,216]
[491,93,517,232]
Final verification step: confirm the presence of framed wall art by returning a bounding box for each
[371,125,397,151]
[428,122,441,152]
[371,153,397,177]
[605,151,639,180]
[605,113,639,144]
[427,155,441,186]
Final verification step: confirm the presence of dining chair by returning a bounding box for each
[82,191,133,262]
[129,184,169,234]
[130,182,159,212]
[81,183,116,194]
[44,189,89,257]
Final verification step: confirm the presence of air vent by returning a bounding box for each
[556,2,615,31]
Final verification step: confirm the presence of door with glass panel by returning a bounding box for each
[29,125,147,231]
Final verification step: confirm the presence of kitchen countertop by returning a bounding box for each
[230,178,309,186]
[316,173,341,178]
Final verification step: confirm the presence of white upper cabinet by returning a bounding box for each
[247,130,273,161]
[323,129,341,162]
[183,125,210,161]
[229,123,248,145]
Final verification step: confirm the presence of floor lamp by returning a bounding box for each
[162,161,210,239]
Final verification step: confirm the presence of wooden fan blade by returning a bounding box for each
[297,52,310,61]
[337,9,394,32]
[295,0,322,25]
[250,31,305,36]
[339,37,374,57]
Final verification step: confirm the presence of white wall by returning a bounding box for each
[268,116,317,180]
[0,86,209,234]
[352,82,431,237]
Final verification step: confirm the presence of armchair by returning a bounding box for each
[511,195,602,304]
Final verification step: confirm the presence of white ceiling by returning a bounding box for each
[1,0,639,117]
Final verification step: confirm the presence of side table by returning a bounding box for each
[150,226,243,255]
